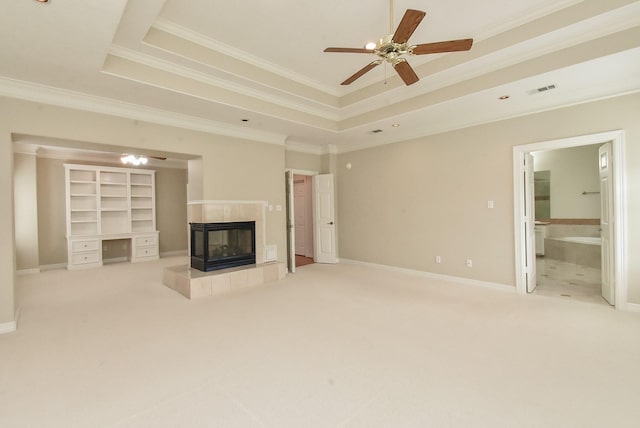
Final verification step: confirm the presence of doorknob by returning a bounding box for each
[327,221,334,225]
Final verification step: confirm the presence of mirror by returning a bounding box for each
[534,170,550,219]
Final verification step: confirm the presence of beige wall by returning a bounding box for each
[532,144,600,219]
[0,131,15,325]
[14,153,39,271]
[338,93,640,304]
[0,97,287,327]
[36,157,67,266]
[285,150,321,172]
[155,167,188,254]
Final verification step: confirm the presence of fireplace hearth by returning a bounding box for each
[190,221,256,272]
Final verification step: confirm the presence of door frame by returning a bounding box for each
[285,168,318,272]
[513,130,628,310]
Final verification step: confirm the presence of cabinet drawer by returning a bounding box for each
[71,239,99,252]
[71,251,100,265]
[134,245,158,258]
[136,235,157,247]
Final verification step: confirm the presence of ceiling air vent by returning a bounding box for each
[370,129,383,134]
[529,84,557,95]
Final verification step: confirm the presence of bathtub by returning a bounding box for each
[544,236,601,269]
[554,236,601,245]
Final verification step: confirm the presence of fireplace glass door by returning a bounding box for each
[190,222,256,271]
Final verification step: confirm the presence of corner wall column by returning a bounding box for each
[0,131,16,333]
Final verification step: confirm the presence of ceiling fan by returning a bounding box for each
[120,153,167,166]
[324,1,473,86]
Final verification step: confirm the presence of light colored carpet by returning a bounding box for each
[2,257,639,427]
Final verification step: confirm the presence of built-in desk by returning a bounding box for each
[67,231,159,270]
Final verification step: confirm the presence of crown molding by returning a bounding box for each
[0,76,288,146]
[109,46,341,121]
[153,18,343,98]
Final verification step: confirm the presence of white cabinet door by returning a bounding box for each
[313,174,337,264]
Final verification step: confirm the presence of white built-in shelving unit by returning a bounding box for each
[64,164,159,269]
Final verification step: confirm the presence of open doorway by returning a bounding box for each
[285,169,317,272]
[513,130,628,310]
[293,174,314,267]
[530,144,606,305]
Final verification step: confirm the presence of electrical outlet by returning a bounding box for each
[466,259,473,268]
[435,255,441,263]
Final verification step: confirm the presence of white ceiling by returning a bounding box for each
[1,0,639,157]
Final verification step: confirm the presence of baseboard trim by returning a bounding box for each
[0,320,17,335]
[626,303,640,313]
[16,268,40,275]
[160,250,188,257]
[339,258,515,292]
[103,257,128,265]
[40,263,67,271]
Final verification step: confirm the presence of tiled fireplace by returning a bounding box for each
[163,200,286,299]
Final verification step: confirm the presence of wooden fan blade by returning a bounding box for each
[392,9,426,44]
[148,156,167,160]
[324,47,374,54]
[341,61,381,85]
[412,38,473,55]
[393,60,419,85]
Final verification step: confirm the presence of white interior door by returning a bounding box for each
[313,174,337,264]
[285,170,295,273]
[599,143,614,305]
[524,153,537,293]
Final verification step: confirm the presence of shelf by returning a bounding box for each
[65,165,156,266]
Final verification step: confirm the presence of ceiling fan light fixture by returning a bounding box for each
[121,154,148,166]
[324,6,473,86]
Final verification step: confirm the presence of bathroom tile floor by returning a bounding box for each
[534,257,610,307]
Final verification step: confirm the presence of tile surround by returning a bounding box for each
[163,262,286,299]
[170,200,284,299]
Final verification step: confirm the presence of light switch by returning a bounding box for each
[487,200,494,209]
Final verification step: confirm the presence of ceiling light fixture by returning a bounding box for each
[392,123,400,127]
[365,42,377,50]
[121,154,148,166]
[35,0,49,3]
[499,95,510,100]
